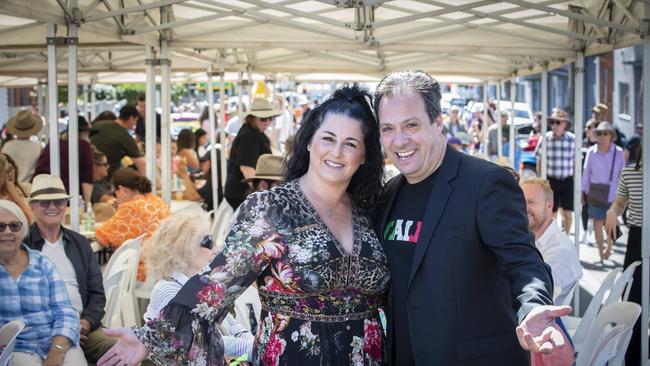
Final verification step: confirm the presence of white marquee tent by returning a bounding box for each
[0,1,648,363]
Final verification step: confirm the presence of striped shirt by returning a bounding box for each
[536,131,576,179]
[0,245,80,358]
[617,164,643,227]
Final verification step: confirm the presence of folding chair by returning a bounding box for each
[0,320,25,366]
[102,236,144,328]
[603,261,641,306]
[212,200,234,252]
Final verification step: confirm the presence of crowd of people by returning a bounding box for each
[0,71,645,366]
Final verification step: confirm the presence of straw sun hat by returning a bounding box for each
[247,98,281,119]
[242,154,284,183]
[29,174,71,201]
[7,110,42,138]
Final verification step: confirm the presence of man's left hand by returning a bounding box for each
[80,319,91,347]
[516,305,572,354]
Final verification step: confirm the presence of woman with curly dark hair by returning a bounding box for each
[99,85,391,366]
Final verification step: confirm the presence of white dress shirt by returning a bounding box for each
[535,220,583,305]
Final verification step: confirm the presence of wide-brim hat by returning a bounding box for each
[242,154,284,182]
[247,98,281,119]
[592,103,608,114]
[548,109,571,125]
[595,121,617,141]
[29,174,71,201]
[7,110,43,138]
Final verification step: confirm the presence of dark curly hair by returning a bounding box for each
[285,84,383,212]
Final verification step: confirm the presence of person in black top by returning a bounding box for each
[135,93,161,143]
[224,98,280,209]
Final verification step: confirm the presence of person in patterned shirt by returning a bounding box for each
[95,168,170,281]
[535,109,576,233]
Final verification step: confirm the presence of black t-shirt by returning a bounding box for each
[197,149,224,211]
[224,123,271,208]
[135,113,162,142]
[382,173,436,366]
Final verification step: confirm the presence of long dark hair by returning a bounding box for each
[285,84,383,212]
[177,129,195,150]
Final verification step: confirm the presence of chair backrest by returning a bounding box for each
[576,302,641,366]
[102,247,138,328]
[0,319,26,366]
[572,267,622,345]
[604,261,641,306]
[212,201,234,252]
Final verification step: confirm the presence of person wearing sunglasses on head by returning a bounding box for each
[224,98,281,210]
[0,199,86,366]
[534,109,576,233]
[23,174,117,364]
[141,210,254,362]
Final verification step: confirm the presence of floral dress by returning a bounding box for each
[136,180,390,366]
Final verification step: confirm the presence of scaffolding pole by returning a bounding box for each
[47,23,60,177]
[68,1,80,231]
[573,52,585,317]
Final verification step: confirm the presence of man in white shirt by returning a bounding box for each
[521,178,583,305]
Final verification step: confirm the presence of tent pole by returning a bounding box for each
[145,46,156,185]
[47,23,60,177]
[573,51,585,317]
[207,65,218,209]
[218,51,227,191]
[160,38,171,204]
[482,81,488,154]
[509,74,516,168]
[541,65,548,179]
[497,80,502,158]
[90,75,96,121]
[641,3,650,361]
[68,1,80,230]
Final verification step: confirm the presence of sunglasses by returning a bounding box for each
[95,162,109,167]
[260,117,274,122]
[200,234,213,250]
[35,199,68,208]
[0,221,22,233]
[596,131,611,136]
[549,120,563,126]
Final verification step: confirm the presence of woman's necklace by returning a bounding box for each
[300,178,345,219]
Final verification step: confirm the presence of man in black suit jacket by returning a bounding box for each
[374,70,572,365]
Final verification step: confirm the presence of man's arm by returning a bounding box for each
[476,166,554,321]
[132,156,147,175]
[79,237,106,330]
[176,160,201,201]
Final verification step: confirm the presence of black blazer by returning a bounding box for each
[375,147,553,365]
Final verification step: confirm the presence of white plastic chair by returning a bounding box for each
[133,273,157,326]
[564,267,622,351]
[233,286,261,334]
[212,200,234,252]
[102,236,143,328]
[0,320,26,366]
[603,261,641,306]
[575,302,641,366]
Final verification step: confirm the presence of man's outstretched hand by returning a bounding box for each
[516,305,572,354]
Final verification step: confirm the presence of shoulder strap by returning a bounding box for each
[608,148,617,182]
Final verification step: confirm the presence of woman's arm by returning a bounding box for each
[4,182,34,224]
[180,149,200,170]
[239,165,256,180]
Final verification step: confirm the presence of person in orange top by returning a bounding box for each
[95,168,170,281]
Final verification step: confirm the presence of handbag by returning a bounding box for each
[587,149,617,207]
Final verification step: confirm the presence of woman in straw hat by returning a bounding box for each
[1,110,43,184]
[99,85,389,366]
[582,121,625,262]
[224,98,281,209]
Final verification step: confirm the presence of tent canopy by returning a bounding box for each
[0,0,645,82]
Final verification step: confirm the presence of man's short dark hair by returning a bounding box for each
[136,93,146,103]
[119,105,140,120]
[374,70,442,124]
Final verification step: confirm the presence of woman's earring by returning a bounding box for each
[307,145,311,152]
[361,160,365,165]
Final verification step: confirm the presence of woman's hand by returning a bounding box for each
[97,328,149,366]
[604,209,618,240]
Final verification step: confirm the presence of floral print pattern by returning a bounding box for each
[135,180,389,365]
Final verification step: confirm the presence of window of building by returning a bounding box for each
[619,82,630,115]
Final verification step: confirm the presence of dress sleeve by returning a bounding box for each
[95,202,141,247]
[135,190,284,365]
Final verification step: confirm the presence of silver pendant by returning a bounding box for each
[326,208,333,217]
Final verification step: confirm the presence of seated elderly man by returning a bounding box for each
[24,174,116,363]
[521,178,582,305]
[0,199,83,365]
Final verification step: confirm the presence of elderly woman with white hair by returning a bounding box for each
[140,210,254,361]
[0,199,85,366]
